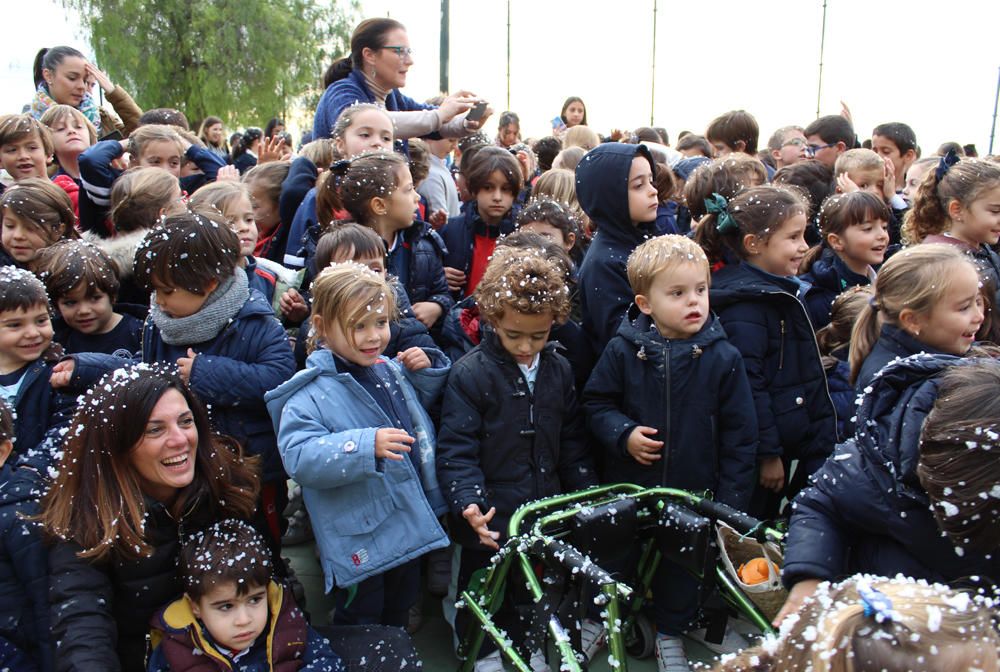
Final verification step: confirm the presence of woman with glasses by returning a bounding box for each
[313,18,490,143]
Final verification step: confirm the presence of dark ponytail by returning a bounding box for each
[33,46,86,88]
[323,58,354,88]
[322,18,406,88]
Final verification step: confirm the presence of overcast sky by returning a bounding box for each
[5,0,999,154]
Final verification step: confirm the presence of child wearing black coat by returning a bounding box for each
[437,246,597,672]
[583,235,757,671]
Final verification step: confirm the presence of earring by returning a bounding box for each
[371,68,377,79]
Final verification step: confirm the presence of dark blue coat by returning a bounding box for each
[575,143,658,354]
[0,465,50,672]
[800,247,872,330]
[8,358,77,473]
[583,308,757,511]
[710,263,836,471]
[440,201,517,297]
[824,350,854,443]
[71,290,295,482]
[232,151,257,176]
[436,330,597,548]
[278,156,320,267]
[856,324,948,393]
[244,255,277,305]
[395,220,454,320]
[783,354,1000,589]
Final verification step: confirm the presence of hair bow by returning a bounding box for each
[935,148,960,182]
[704,192,738,234]
[858,582,897,624]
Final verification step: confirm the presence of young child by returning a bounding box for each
[0,399,51,672]
[583,234,757,671]
[0,267,76,471]
[243,162,291,264]
[0,115,52,188]
[803,115,855,169]
[849,244,983,390]
[576,143,660,353]
[798,191,890,329]
[902,154,1000,305]
[437,246,596,672]
[815,287,872,442]
[35,239,142,357]
[698,186,837,519]
[705,109,761,160]
[324,151,453,329]
[682,154,768,258]
[717,575,999,672]
[901,156,937,206]
[147,519,341,671]
[516,196,584,268]
[0,177,78,269]
[265,263,449,627]
[441,145,523,298]
[53,211,296,550]
[871,122,918,194]
[780,354,1000,627]
[39,104,96,213]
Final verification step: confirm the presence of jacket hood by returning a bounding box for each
[615,304,726,356]
[575,143,656,240]
[0,464,44,507]
[711,262,801,306]
[85,228,149,280]
[853,352,962,504]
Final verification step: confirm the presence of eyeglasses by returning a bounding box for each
[382,46,414,57]
[781,137,808,148]
[806,142,836,156]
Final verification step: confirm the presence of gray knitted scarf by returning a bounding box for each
[150,271,249,345]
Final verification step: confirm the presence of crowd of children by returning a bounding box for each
[1,25,1000,672]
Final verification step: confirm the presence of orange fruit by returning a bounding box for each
[738,557,779,585]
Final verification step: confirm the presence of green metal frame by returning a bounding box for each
[455,485,783,671]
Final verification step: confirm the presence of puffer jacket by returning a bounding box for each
[800,246,873,330]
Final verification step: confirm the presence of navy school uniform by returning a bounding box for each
[800,246,873,330]
[440,201,517,298]
[52,310,143,359]
[0,356,77,473]
[855,323,948,394]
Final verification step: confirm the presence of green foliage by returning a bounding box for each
[64,0,357,128]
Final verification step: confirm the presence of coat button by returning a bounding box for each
[343,440,357,453]
[795,397,804,405]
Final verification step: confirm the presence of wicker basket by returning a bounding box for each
[716,521,787,621]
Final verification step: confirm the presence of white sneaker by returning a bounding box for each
[529,649,549,672]
[685,623,751,655]
[474,650,505,672]
[656,635,691,672]
[580,618,606,661]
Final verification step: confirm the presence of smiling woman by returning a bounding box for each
[38,366,261,672]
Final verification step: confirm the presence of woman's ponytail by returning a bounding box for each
[323,57,354,88]
[32,48,48,88]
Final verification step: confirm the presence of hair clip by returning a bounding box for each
[935,148,960,182]
[868,296,879,311]
[858,582,897,624]
[705,192,738,234]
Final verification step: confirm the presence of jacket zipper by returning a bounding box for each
[772,292,837,431]
[778,320,786,370]
[660,342,672,486]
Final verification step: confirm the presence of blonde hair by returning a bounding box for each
[563,125,600,151]
[849,244,973,383]
[127,124,183,161]
[627,234,709,297]
[551,146,586,172]
[309,262,398,354]
[532,169,578,210]
[833,148,883,177]
[475,246,571,324]
[109,167,180,234]
[816,286,873,357]
[187,180,251,221]
[39,104,97,147]
[713,575,1000,672]
[299,139,334,169]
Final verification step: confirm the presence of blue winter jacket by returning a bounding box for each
[265,348,450,589]
[0,465,50,672]
[710,263,836,471]
[394,220,454,320]
[783,354,1000,589]
[575,143,659,354]
[440,201,517,297]
[7,357,77,473]
[583,308,758,511]
[855,324,948,393]
[313,69,439,141]
[800,247,872,330]
[70,289,295,483]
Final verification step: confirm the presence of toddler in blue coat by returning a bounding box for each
[266,262,449,628]
[583,235,757,671]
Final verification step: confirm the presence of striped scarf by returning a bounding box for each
[30,82,102,135]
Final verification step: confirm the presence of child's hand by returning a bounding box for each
[216,165,240,182]
[462,503,500,550]
[176,348,197,383]
[50,359,75,389]
[444,267,466,293]
[374,428,414,461]
[258,135,286,164]
[279,288,310,323]
[397,347,431,371]
[882,157,896,199]
[839,100,853,124]
[626,426,664,466]
[773,578,821,627]
[759,455,785,492]
[411,301,443,328]
[835,173,859,194]
[429,209,448,229]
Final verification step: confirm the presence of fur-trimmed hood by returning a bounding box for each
[82,228,148,280]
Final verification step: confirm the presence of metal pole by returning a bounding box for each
[816,0,828,118]
[439,0,449,94]
[990,65,999,155]
[506,0,511,109]
[650,0,657,126]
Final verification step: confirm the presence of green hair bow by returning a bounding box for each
[704,192,737,234]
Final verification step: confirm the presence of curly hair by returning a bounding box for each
[475,245,571,324]
[902,157,1000,244]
